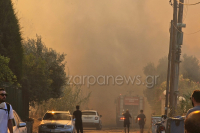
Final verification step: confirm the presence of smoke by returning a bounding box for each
[12,0,200,126]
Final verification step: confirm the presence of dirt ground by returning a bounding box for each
[33,118,40,133]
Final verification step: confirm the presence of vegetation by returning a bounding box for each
[181,54,200,82]
[0,55,17,87]
[143,55,200,115]
[0,0,23,81]
[30,84,91,117]
[22,35,68,104]
[0,0,90,119]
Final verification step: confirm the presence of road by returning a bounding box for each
[33,120,150,133]
[83,127,149,133]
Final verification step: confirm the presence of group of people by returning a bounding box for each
[122,90,200,133]
[1,88,200,133]
[123,109,146,133]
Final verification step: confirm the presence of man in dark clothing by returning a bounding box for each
[123,109,132,133]
[73,105,83,133]
[136,110,146,133]
[186,90,200,117]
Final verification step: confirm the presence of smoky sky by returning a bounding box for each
[13,0,200,125]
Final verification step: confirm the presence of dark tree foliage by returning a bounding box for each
[22,35,67,104]
[156,57,168,84]
[143,62,157,76]
[0,55,17,87]
[0,0,23,81]
[181,54,200,82]
[46,50,67,98]
[143,55,200,114]
[144,55,200,84]
[143,57,168,86]
[22,53,52,103]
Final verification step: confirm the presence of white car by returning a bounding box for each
[8,110,27,133]
[82,110,102,130]
[38,111,75,133]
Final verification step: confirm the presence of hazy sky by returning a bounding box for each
[13,0,200,76]
[12,0,200,125]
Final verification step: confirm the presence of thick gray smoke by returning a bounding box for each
[13,0,200,126]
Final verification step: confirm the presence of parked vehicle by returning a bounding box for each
[116,94,144,127]
[82,110,102,130]
[9,110,27,133]
[151,115,162,133]
[38,111,75,133]
[154,115,167,133]
[155,121,165,133]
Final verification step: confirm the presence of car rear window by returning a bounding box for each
[43,113,71,120]
[82,112,96,115]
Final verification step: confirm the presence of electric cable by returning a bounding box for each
[176,0,200,5]
[172,22,200,35]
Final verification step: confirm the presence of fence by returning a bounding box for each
[5,87,29,120]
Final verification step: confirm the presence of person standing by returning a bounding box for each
[186,90,200,117]
[135,110,146,133]
[0,88,14,133]
[73,105,83,133]
[123,109,132,133]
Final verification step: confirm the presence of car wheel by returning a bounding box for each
[96,122,102,130]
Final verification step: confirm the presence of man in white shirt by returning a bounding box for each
[0,88,14,133]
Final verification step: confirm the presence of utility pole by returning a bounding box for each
[169,0,178,117]
[174,0,184,115]
[169,0,185,116]
[165,20,173,116]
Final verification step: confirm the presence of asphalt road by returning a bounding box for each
[34,120,150,133]
[83,127,149,133]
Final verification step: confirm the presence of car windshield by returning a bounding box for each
[82,112,96,115]
[43,113,71,120]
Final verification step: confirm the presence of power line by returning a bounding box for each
[175,0,200,35]
[176,0,200,5]
[172,22,200,35]
[186,29,200,35]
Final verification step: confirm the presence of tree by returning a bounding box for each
[144,75,200,115]
[143,62,157,76]
[143,55,200,114]
[0,55,17,87]
[181,54,200,82]
[30,84,91,117]
[143,57,168,86]
[22,35,67,104]
[156,57,168,84]
[160,75,200,115]
[22,53,52,103]
[0,0,23,81]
